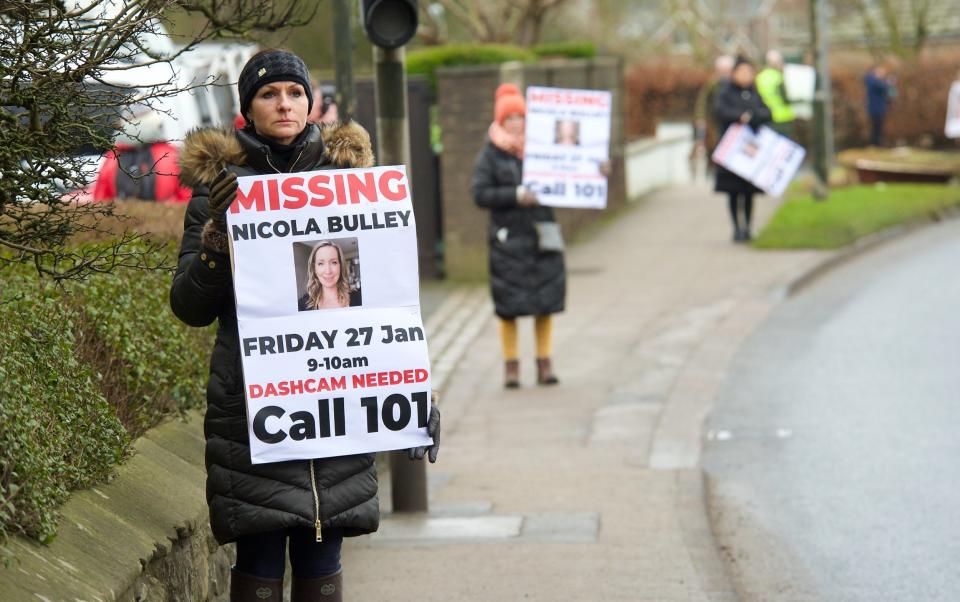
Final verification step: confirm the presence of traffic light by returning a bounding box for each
[361,0,418,49]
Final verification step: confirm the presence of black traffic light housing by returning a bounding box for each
[361,0,418,49]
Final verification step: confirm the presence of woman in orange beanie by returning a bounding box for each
[471,83,565,387]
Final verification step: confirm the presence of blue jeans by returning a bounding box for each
[235,528,343,579]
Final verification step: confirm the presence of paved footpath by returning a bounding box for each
[343,183,827,601]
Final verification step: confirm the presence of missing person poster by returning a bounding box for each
[712,124,806,197]
[228,166,432,464]
[522,86,611,209]
[945,81,960,139]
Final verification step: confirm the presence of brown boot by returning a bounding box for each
[292,569,343,601]
[504,359,520,388]
[230,568,283,602]
[536,357,559,385]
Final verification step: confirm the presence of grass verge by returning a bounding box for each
[754,184,960,249]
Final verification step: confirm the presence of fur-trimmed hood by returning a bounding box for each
[179,121,376,187]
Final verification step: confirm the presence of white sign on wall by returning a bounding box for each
[784,63,816,121]
[945,81,960,139]
[228,166,432,464]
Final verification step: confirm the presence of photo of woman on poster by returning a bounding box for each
[298,239,362,310]
[554,119,580,145]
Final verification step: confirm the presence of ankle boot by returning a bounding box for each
[504,359,520,388]
[536,358,559,385]
[292,569,343,601]
[230,568,283,602]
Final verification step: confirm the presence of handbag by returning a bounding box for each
[534,221,565,253]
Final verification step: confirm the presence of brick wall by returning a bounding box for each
[437,57,626,281]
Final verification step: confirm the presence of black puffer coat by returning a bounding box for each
[471,140,565,319]
[712,80,773,194]
[170,122,378,545]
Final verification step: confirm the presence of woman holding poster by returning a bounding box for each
[472,83,565,388]
[171,49,439,602]
[713,55,773,242]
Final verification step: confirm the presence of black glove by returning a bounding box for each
[208,169,238,232]
[408,398,440,463]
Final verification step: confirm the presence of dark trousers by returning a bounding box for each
[235,528,343,579]
[870,113,885,146]
[770,120,796,140]
[727,192,754,232]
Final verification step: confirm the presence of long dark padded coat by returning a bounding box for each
[712,80,773,194]
[471,140,566,319]
[171,121,379,545]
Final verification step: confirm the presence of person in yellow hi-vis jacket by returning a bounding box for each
[756,50,796,139]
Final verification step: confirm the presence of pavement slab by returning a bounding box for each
[342,183,828,601]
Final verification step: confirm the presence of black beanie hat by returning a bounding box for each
[238,50,314,118]
[733,54,754,69]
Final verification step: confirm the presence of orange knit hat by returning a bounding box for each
[495,83,521,99]
[494,83,526,124]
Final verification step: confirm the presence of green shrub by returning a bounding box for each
[70,246,213,436]
[0,244,215,553]
[0,273,129,546]
[407,44,537,87]
[531,42,596,59]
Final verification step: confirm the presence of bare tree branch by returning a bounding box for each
[423,0,568,45]
[0,0,315,281]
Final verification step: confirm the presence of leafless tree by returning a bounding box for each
[0,0,316,281]
[837,0,945,59]
[418,0,572,46]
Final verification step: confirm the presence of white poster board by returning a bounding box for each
[712,124,806,197]
[945,81,960,139]
[522,86,611,209]
[228,166,432,464]
[784,63,816,121]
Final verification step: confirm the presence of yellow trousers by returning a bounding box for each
[499,315,553,360]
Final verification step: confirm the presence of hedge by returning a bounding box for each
[406,44,538,87]
[70,255,212,436]
[531,41,596,59]
[624,51,960,148]
[0,274,128,548]
[0,239,214,557]
[406,42,597,88]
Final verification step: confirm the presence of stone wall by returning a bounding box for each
[0,412,234,601]
[437,57,627,281]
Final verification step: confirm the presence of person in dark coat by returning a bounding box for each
[864,64,894,146]
[171,49,439,602]
[693,54,734,168]
[471,83,565,388]
[713,55,773,242]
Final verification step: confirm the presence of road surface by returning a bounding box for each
[704,220,960,601]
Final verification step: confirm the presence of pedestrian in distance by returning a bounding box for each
[713,55,772,243]
[171,48,440,602]
[865,64,895,146]
[308,82,340,125]
[756,49,796,139]
[693,54,735,170]
[471,83,565,388]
